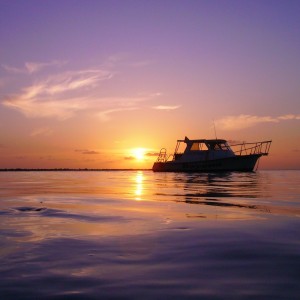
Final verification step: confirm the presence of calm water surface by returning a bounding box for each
[0,170,299,299]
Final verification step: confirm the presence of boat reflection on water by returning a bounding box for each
[183,172,261,199]
[153,171,300,218]
[153,171,276,218]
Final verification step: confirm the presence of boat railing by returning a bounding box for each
[156,148,169,162]
[230,140,272,156]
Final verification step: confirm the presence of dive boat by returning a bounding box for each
[152,137,271,172]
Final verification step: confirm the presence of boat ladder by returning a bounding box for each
[157,148,168,162]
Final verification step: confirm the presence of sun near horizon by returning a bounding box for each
[131,148,147,161]
[126,147,156,169]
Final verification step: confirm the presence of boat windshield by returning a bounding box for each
[190,142,208,151]
[207,142,230,151]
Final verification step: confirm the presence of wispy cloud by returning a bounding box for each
[0,78,9,88]
[95,94,160,121]
[107,53,129,64]
[30,127,53,137]
[75,149,100,155]
[124,156,135,160]
[2,56,163,125]
[2,60,66,74]
[2,65,22,74]
[278,114,300,120]
[145,152,160,157]
[105,53,154,68]
[2,61,161,121]
[152,105,181,110]
[124,151,159,160]
[97,107,138,122]
[130,60,154,68]
[216,114,300,130]
[44,69,110,94]
[2,69,114,119]
[4,94,87,120]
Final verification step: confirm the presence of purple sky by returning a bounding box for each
[0,0,299,169]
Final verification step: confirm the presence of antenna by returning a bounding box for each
[213,120,218,140]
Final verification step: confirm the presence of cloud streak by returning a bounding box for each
[2,60,66,74]
[97,106,139,122]
[75,149,100,155]
[145,152,160,157]
[216,114,300,130]
[2,69,113,119]
[2,63,161,121]
[95,94,162,121]
[152,105,181,110]
[30,127,53,137]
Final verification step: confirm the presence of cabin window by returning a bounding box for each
[215,143,229,150]
[207,143,229,150]
[219,143,230,150]
[190,142,208,151]
[190,143,200,150]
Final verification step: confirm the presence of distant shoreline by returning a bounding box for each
[0,168,299,172]
[1,169,298,172]
[0,168,151,172]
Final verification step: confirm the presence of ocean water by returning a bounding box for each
[0,170,299,300]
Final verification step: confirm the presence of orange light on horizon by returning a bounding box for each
[131,148,147,161]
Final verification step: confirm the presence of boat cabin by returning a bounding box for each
[173,137,235,162]
[154,136,271,172]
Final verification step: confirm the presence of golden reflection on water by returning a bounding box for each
[134,171,144,200]
[1,171,300,300]
[1,170,300,247]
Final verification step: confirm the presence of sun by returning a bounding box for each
[132,148,146,161]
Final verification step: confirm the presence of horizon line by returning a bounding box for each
[0,168,151,172]
[0,168,299,172]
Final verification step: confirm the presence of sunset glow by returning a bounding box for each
[131,148,146,161]
[0,1,299,169]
